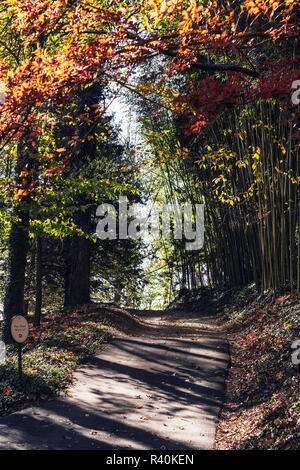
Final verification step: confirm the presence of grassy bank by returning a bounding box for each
[0,308,112,416]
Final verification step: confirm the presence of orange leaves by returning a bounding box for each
[187,0,200,21]
[242,0,299,41]
[243,0,291,18]
[14,181,37,200]
[0,1,134,148]
[107,45,116,56]
[14,188,30,200]
[43,167,62,177]
[0,0,297,173]
[148,0,201,24]
[178,10,192,34]
[19,170,29,178]
[3,0,68,34]
[42,159,67,178]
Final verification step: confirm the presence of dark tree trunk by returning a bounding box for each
[113,287,122,305]
[34,236,42,326]
[64,210,91,307]
[2,209,29,343]
[2,136,33,343]
[63,83,103,308]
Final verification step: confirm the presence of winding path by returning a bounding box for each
[0,309,229,450]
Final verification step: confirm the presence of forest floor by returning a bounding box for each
[0,304,228,450]
[212,287,300,450]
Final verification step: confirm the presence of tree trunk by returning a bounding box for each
[64,210,91,307]
[34,236,42,326]
[2,210,29,343]
[113,287,122,305]
[63,83,103,307]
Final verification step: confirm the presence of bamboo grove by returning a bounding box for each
[137,96,300,294]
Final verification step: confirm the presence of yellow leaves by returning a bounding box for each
[213,174,227,185]
[160,0,167,14]
[142,15,150,31]
[236,159,249,168]
[182,147,189,159]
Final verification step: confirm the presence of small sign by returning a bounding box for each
[10,315,29,343]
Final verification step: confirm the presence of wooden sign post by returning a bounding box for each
[10,315,29,382]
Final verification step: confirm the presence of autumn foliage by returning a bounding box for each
[0,0,299,301]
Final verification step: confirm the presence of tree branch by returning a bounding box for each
[162,49,260,78]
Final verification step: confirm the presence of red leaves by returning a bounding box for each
[0,0,297,172]
[253,58,300,103]
[172,73,248,134]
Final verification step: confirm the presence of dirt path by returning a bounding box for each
[0,309,229,450]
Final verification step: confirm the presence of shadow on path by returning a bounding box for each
[0,314,229,450]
